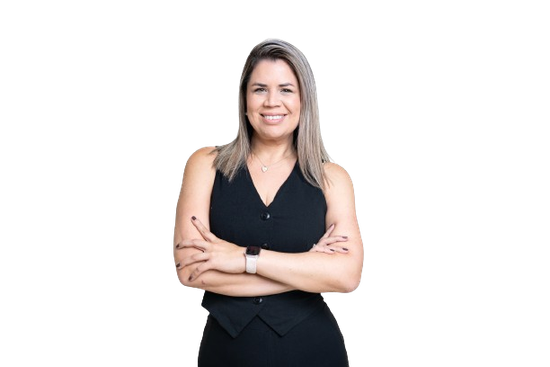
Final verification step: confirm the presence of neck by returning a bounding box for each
[250,139,295,165]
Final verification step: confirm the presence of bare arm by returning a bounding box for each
[173,147,293,296]
[256,163,363,293]
[179,162,363,294]
[180,263,293,297]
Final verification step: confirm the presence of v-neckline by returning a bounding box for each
[246,161,298,208]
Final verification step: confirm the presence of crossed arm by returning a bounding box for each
[176,218,354,295]
[173,147,363,296]
[176,246,295,297]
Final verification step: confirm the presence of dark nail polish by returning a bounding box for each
[191,216,196,220]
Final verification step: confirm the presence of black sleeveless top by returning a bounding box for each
[202,162,327,337]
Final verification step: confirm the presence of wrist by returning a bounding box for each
[244,245,261,274]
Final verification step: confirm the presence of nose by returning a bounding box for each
[263,91,281,107]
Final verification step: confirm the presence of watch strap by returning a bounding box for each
[245,254,258,274]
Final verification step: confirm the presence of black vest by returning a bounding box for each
[203,162,327,337]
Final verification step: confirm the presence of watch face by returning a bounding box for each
[246,246,261,256]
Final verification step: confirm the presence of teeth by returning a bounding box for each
[264,115,283,120]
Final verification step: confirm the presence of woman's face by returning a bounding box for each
[246,59,301,143]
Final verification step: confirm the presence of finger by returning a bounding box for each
[311,248,335,254]
[175,239,199,250]
[178,252,210,268]
[309,245,336,254]
[317,235,348,247]
[313,246,349,254]
[175,239,211,252]
[330,246,350,254]
[320,223,335,239]
[191,216,217,242]
[188,262,211,282]
[321,247,337,254]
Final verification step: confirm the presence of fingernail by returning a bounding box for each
[191,216,196,221]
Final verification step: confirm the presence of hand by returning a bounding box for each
[309,224,349,254]
[175,216,245,281]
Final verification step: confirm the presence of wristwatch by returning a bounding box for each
[245,245,261,274]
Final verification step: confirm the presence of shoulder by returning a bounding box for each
[321,162,356,206]
[187,146,218,166]
[323,162,354,190]
[185,146,218,172]
[182,146,218,184]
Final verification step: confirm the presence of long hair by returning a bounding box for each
[213,39,330,189]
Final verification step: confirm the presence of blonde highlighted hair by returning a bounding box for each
[214,39,330,189]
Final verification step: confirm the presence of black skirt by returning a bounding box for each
[198,303,349,367]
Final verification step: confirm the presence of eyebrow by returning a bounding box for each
[250,82,296,88]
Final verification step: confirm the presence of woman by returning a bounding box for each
[174,39,363,366]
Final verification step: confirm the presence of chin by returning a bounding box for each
[251,121,298,141]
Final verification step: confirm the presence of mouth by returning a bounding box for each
[261,114,286,123]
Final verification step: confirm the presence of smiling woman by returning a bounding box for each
[214,39,329,188]
[173,39,363,366]
[246,59,301,143]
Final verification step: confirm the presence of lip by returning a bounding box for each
[260,113,287,124]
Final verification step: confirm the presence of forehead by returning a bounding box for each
[248,59,298,84]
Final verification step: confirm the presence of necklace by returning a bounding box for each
[253,152,292,173]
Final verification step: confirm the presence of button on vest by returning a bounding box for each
[205,163,327,337]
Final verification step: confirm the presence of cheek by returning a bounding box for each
[246,99,253,112]
[291,99,301,115]
[246,93,260,110]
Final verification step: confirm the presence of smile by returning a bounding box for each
[261,114,285,121]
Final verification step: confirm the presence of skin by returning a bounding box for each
[173,59,363,296]
[246,59,301,148]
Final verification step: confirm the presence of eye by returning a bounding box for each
[253,87,267,93]
[281,88,294,94]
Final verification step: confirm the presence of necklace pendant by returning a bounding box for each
[261,166,268,173]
